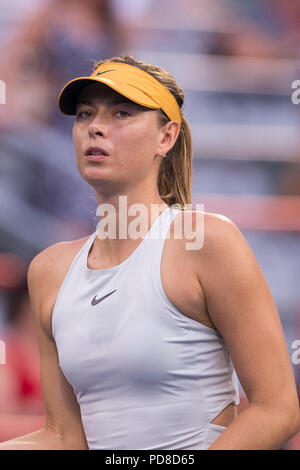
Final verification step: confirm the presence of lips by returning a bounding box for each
[85,146,109,157]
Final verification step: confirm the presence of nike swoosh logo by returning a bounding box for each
[91,289,117,306]
[96,69,116,76]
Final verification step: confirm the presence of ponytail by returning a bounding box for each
[157,116,193,209]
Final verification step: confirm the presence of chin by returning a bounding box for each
[82,169,121,191]
[80,165,112,180]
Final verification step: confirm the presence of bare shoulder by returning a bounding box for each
[27,235,90,283]
[188,210,258,280]
[171,208,236,232]
[199,211,245,254]
[27,235,91,339]
[171,209,256,290]
[170,209,243,255]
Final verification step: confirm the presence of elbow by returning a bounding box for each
[279,401,300,439]
[288,408,300,437]
[256,399,300,440]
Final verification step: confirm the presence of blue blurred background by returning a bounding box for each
[0,0,299,449]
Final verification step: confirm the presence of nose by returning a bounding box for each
[88,117,106,138]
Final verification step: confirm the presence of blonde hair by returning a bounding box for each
[93,55,193,209]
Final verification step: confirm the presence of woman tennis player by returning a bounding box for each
[1,55,299,450]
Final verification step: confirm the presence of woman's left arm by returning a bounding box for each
[195,213,300,450]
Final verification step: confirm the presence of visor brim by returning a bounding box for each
[58,77,161,115]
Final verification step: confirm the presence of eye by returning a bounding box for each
[115,110,131,119]
[76,110,93,119]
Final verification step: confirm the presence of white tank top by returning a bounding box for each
[52,206,240,450]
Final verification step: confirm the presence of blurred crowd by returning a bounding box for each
[1,0,300,130]
[0,0,300,448]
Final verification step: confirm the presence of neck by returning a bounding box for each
[91,182,169,268]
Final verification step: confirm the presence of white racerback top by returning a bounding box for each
[51,206,240,450]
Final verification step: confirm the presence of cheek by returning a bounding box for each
[112,124,159,164]
[72,125,85,160]
[72,126,79,154]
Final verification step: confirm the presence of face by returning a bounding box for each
[72,83,179,194]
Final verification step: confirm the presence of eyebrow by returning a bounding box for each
[76,97,134,108]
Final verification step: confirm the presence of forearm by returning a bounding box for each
[0,427,86,450]
[207,403,300,450]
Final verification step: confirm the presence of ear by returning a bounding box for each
[156,121,180,156]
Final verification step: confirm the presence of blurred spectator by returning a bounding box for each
[268,0,300,57]
[0,255,44,441]
[0,253,26,292]
[214,0,300,58]
[0,0,126,130]
[277,162,300,197]
[112,0,153,27]
[0,0,127,239]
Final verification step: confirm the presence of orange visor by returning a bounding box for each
[58,62,182,124]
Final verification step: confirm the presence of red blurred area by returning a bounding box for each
[0,253,45,442]
[0,253,26,290]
